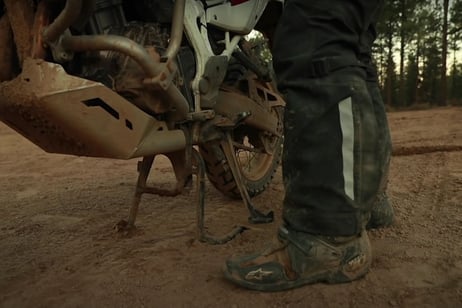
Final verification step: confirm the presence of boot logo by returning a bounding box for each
[245,268,273,281]
[346,253,367,272]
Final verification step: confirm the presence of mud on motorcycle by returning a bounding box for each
[0,0,285,243]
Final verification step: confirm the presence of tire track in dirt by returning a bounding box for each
[393,145,462,156]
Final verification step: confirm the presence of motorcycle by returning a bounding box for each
[0,0,285,243]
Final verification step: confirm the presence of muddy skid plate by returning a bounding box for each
[0,59,185,159]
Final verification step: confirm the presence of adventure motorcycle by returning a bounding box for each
[0,0,285,243]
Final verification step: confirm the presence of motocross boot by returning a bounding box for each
[223,226,371,291]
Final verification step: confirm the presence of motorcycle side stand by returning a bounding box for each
[192,149,247,244]
[220,132,274,224]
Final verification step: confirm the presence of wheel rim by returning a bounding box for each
[234,106,283,183]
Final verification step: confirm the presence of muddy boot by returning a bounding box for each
[367,192,394,229]
[223,226,371,291]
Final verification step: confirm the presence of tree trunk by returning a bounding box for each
[385,20,394,106]
[399,0,406,106]
[440,0,449,106]
[414,39,421,105]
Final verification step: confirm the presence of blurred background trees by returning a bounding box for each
[375,0,462,107]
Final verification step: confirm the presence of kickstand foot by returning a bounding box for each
[248,210,274,224]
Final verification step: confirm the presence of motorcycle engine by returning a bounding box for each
[75,0,195,116]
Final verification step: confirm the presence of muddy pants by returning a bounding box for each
[272,0,391,236]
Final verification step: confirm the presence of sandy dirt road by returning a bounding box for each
[0,107,461,307]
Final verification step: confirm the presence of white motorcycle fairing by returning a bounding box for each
[205,0,269,35]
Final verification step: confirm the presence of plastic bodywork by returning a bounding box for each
[205,0,269,34]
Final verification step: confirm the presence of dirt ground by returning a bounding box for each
[0,107,461,308]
